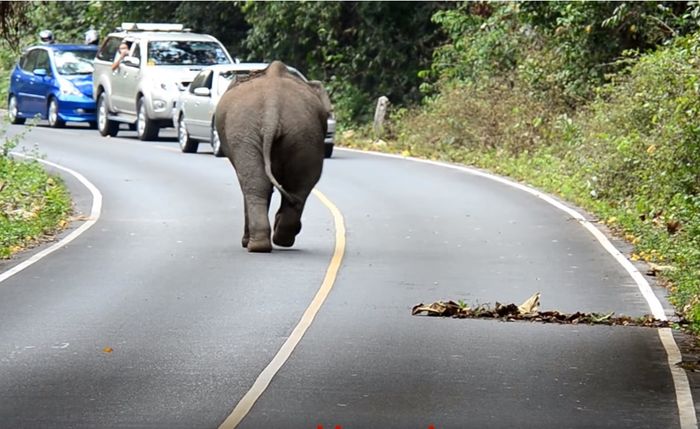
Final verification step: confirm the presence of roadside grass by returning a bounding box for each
[0,120,72,258]
[340,33,700,333]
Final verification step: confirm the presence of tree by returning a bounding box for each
[242,1,452,123]
[0,2,33,54]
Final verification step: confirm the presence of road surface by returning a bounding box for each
[0,123,696,428]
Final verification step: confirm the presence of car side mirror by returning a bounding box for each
[193,87,211,97]
[123,56,140,67]
[33,68,47,76]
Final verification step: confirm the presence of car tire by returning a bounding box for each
[177,114,198,153]
[137,98,159,141]
[8,95,25,125]
[47,98,65,128]
[97,93,119,137]
[324,144,334,158]
[211,119,224,157]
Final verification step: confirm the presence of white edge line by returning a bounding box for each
[338,147,697,428]
[0,153,103,284]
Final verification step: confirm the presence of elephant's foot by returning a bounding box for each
[272,231,296,247]
[247,238,272,253]
[273,217,301,248]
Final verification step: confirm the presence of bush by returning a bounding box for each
[0,121,71,258]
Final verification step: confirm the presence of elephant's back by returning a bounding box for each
[216,72,328,132]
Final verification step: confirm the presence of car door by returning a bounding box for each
[94,36,122,108]
[188,70,214,139]
[182,70,210,139]
[12,50,38,115]
[26,49,54,116]
[119,41,142,115]
[111,38,135,112]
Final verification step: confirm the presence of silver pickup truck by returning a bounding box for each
[92,23,235,140]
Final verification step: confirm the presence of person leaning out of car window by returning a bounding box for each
[111,41,130,71]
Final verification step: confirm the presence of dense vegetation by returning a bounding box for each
[0,122,72,258]
[0,1,699,332]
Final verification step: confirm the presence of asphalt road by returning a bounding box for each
[0,122,696,428]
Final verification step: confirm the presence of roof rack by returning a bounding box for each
[120,23,185,32]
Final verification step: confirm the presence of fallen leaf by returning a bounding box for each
[518,292,540,315]
[590,312,614,323]
[411,301,461,317]
[412,293,670,328]
[69,214,91,222]
[647,263,676,276]
[666,220,681,234]
[102,347,113,353]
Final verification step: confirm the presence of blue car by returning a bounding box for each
[7,44,98,127]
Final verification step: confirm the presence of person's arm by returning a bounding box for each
[111,51,126,71]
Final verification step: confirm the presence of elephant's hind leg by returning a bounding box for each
[242,190,274,253]
[273,199,303,247]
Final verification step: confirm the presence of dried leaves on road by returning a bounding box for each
[412,292,671,328]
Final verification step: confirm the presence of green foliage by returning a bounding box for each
[0,121,71,258]
[242,1,451,124]
[429,2,700,107]
[564,32,700,328]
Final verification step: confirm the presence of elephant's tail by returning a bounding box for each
[262,110,300,208]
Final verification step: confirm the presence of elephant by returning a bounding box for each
[215,61,332,253]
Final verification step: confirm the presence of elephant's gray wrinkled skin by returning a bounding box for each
[215,61,331,253]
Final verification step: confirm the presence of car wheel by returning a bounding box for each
[7,95,25,125]
[47,98,65,128]
[137,98,159,141]
[211,119,224,157]
[97,93,119,137]
[324,144,334,158]
[178,114,198,153]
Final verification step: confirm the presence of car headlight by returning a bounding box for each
[59,80,82,96]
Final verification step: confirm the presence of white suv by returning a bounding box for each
[93,23,235,140]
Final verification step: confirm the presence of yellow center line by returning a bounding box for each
[218,188,345,429]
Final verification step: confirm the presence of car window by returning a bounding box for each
[217,69,266,94]
[97,36,122,61]
[131,44,141,63]
[203,70,213,89]
[18,52,29,70]
[147,41,230,66]
[20,50,38,72]
[54,50,95,75]
[34,50,52,75]
[217,70,252,95]
[188,70,210,93]
[215,73,229,95]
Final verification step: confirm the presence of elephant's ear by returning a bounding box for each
[308,80,333,115]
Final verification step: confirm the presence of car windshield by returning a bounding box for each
[216,68,305,95]
[54,50,95,75]
[217,70,257,94]
[147,41,230,66]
